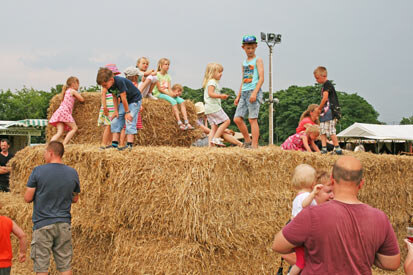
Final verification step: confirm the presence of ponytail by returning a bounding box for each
[60,84,68,103]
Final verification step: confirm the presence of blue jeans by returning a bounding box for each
[111,100,142,135]
[234,89,263,119]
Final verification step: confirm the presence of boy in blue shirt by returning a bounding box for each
[96,67,142,151]
[314,66,342,155]
[234,35,264,149]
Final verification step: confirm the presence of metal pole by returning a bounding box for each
[268,46,274,145]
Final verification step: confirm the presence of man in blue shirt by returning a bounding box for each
[24,141,80,275]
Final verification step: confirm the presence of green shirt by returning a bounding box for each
[203,79,222,115]
[152,72,171,97]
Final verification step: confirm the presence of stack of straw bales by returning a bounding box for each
[2,146,411,274]
[46,92,203,146]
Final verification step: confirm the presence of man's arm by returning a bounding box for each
[12,221,27,263]
[272,230,296,254]
[24,187,36,203]
[374,253,400,271]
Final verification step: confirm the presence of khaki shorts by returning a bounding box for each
[30,223,72,273]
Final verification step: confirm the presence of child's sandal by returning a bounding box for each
[179,123,186,131]
[185,123,194,130]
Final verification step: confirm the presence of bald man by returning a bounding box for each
[272,156,400,274]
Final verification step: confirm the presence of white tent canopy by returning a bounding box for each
[337,123,413,141]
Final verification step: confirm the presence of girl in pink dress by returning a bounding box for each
[281,124,320,152]
[49,76,85,144]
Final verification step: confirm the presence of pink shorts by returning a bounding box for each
[295,246,305,269]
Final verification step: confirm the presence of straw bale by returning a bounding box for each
[4,146,413,274]
[46,92,203,146]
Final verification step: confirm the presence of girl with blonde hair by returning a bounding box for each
[296,104,320,133]
[202,63,230,147]
[49,76,85,145]
[281,124,320,152]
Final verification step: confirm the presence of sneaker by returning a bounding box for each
[117,145,132,151]
[148,94,158,100]
[179,123,186,130]
[321,149,328,154]
[185,123,194,130]
[334,149,343,155]
[243,141,252,149]
[211,138,225,147]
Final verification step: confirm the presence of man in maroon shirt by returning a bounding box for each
[272,156,400,274]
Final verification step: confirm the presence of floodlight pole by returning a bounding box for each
[268,46,274,145]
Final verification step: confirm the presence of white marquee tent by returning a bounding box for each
[337,123,413,141]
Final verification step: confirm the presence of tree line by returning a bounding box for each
[1,84,408,145]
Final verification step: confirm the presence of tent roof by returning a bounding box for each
[337,123,413,141]
[0,119,48,129]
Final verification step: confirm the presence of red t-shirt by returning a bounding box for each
[0,216,13,268]
[296,117,315,133]
[283,200,399,275]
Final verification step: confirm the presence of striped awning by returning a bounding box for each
[4,119,48,128]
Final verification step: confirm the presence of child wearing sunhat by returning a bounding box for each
[233,35,264,149]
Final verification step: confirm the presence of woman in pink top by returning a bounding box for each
[296,104,319,133]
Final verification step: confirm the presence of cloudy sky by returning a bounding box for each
[1,0,412,124]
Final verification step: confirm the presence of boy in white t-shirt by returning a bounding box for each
[289,164,323,275]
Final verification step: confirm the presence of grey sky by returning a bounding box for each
[0,0,412,124]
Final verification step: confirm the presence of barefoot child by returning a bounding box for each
[96,67,142,151]
[281,125,320,152]
[0,202,27,275]
[49,77,85,145]
[234,35,264,149]
[203,63,231,147]
[152,58,193,130]
[136,57,158,99]
[97,64,120,149]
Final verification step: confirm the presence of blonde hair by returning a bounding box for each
[202,63,223,88]
[299,104,319,123]
[157,58,170,72]
[305,124,320,136]
[313,66,327,76]
[292,164,316,189]
[136,57,149,68]
[61,76,79,103]
[316,170,330,185]
[172,83,183,92]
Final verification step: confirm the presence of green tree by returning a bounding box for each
[400,116,413,125]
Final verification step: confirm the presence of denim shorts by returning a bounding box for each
[111,100,142,135]
[234,89,263,119]
[30,223,72,273]
[158,94,185,106]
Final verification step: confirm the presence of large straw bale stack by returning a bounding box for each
[4,146,412,274]
[46,92,203,146]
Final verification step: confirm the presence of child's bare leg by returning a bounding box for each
[209,124,218,147]
[126,134,134,143]
[102,125,112,146]
[51,123,64,142]
[289,265,302,275]
[148,83,156,95]
[179,103,188,121]
[321,134,327,147]
[331,134,339,147]
[234,116,251,143]
[139,78,152,97]
[249,118,259,149]
[172,105,181,122]
[119,128,126,147]
[222,133,243,146]
[214,120,230,139]
[62,122,78,145]
[112,132,120,142]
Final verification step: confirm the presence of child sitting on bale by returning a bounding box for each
[281,125,320,152]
